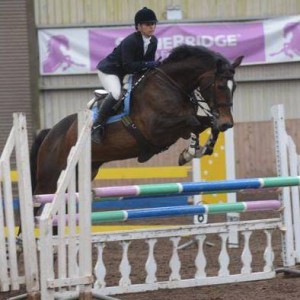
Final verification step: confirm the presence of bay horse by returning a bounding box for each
[32,45,243,195]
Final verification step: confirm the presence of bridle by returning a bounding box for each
[154,68,234,123]
[194,71,235,121]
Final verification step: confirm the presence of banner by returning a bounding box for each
[38,15,300,75]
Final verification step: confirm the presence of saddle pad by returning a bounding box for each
[91,75,133,124]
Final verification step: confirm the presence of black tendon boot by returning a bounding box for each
[91,93,117,143]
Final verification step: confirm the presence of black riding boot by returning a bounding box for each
[91,93,117,143]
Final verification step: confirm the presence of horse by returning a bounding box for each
[32,45,243,196]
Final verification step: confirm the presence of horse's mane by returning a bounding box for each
[162,44,229,66]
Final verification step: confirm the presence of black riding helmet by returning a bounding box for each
[134,7,158,29]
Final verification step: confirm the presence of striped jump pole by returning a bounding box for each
[33,176,300,204]
[91,200,281,223]
[40,200,281,225]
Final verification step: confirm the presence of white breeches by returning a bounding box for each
[97,70,121,100]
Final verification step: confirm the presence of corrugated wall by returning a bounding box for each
[0,0,38,150]
[32,0,300,179]
[34,0,300,25]
[35,0,300,127]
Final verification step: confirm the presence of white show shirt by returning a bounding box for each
[142,35,151,55]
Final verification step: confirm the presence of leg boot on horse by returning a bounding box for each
[91,93,118,143]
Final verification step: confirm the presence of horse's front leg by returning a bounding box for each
[195,128,219,157]
[178,133,199,166]
[178,129,220,166]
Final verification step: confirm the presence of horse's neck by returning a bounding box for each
[162,64,208,92]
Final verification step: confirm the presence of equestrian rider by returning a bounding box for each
[92,7,160,143]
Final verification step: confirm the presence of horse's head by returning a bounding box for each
[161,45,243,132]
[197,55,243,132]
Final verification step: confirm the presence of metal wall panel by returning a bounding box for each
[40,89,92,127]
[0,0,38,150]
[233,80,300,123]
[34,0,300,26]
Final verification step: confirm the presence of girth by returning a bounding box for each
[121,115,169,163]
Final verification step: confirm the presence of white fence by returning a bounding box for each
[0,105,299,299]
[272,104,300,266]
[39,110,93,299]
[0,113,38,297]
[37,105,300,299]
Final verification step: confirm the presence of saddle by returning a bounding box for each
[88,74,135,124]
[88,73,168,163]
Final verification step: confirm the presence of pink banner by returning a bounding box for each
[38,15,300,75]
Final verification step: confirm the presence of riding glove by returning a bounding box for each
[145,60,160,69]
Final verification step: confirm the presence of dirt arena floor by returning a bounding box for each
[2,192,300,300]
[103,210,300,300]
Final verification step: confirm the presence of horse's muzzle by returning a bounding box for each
[217,122,233,132]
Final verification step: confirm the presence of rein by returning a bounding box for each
[154,68,215,118]
[154,67,234,126]
[154,68,194,102]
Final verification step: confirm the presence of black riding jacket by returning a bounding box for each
[97,31,158,79]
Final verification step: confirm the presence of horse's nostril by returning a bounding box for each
[219,123,233,131]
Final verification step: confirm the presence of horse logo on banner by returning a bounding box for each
[42,34,86,73]
[270,22,300,58]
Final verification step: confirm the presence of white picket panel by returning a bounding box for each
[272,104,300,265]
[39,109,93,300]
[0,113,39,296]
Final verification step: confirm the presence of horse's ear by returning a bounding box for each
[232,56,244,68]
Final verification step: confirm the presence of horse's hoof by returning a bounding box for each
[204,147,213,155]
[178,153,187,166]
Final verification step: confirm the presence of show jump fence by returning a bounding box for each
[0,105,299,299]
[272,104,300,266]
[0,113,39,297]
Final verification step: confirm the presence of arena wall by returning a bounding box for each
[5,0,300,181]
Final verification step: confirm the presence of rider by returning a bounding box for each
[92,7,160,143]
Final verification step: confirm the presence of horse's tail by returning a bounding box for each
[30,129,50,193]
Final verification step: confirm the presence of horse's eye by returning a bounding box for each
[218,85,228,90]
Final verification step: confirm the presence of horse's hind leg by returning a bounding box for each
[34,167,63,195]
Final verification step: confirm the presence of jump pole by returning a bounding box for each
[43,200,281,225]
[193,129,237,213]
[34,176,300,203]
[91,200,281,223]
